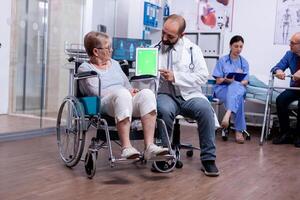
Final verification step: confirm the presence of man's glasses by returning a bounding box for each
[96,46,113,51]
[290,41,300,46]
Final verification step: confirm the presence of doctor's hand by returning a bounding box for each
[275,69,285,80]
[159,69,175,82]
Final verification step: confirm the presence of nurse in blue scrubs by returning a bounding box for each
[212,35,249,143]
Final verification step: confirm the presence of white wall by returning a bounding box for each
[115,0,129,37]
[115,0,144,39]
[223,0,289,84]
[127,0,144,39]
[83,0,117,36]
[0,0,12,114]
[169,0,291,84]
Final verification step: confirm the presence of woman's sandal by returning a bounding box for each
[235,132,245,144]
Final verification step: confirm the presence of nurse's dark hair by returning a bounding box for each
[229,35,244,45]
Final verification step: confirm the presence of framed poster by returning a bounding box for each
[274,0,300,45]
[170,0,234,31]
[197,0,234,31]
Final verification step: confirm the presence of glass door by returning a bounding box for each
[12,0,48,115]
[7,0,48,132]
[9,0,85,133]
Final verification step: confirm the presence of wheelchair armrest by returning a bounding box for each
[130,75,156,81]
[130,75,157,94]
[75,71,101,97]
[74,71,98,79]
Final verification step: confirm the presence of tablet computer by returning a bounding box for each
[135,48,158,76]
[226,72,247,82]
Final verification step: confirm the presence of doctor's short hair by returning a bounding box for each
[229,35,244,45]
[164,14,186,34]
[84,31,111,57]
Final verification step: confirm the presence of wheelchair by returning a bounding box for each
[56,45,176,178]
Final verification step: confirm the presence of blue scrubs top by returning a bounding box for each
[212,54,249,93]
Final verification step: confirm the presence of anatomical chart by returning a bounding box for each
[197,0,234,31]
[274,0,300,45]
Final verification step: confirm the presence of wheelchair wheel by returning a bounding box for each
[57,96,86,168]
[85,151,97,179]
[153,158,176,173]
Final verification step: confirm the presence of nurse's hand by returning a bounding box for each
[159,69,175,82]
[275,69,285,80]
[224,77,234,84]
[241,80,248,86]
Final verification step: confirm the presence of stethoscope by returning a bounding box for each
[154,40,195,72]
[189,47,195,72]
[226,53,243,68]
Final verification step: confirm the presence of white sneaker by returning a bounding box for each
[121,147,140,159]
[144,144,169,160]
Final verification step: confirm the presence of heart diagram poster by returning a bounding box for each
[274,0,300,45]
[170,0,234,31]
[197,0,234,31]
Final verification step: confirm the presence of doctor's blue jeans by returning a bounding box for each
[157,94,216,161]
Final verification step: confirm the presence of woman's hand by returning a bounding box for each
[224,77,235,84]
[130,88,139,96]
[241,80,248,86]
[216,77,234,85]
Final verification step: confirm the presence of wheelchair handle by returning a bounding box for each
[74,71,97,79]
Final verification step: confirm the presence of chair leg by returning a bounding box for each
[243,130,251,140]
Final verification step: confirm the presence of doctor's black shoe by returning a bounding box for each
[272,133,293,144]
[201,160,220,177]
[294,135,300,148]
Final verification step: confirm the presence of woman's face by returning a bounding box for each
[94,40,112,63]
[230,41,244,57]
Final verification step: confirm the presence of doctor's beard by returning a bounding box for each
[161,43,175,54]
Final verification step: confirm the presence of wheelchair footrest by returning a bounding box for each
[147,154,175,162]
[113,157,141,164]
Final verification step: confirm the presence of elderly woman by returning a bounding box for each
[78,31,168,159]
[212,35,249,144]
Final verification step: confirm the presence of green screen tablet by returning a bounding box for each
[135,48,158,76]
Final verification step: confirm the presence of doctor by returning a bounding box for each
[156,14,219,177]
[212,35,249,144]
